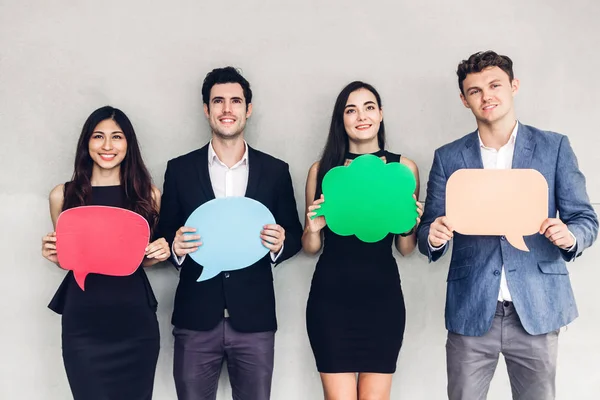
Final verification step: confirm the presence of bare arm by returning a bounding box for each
[142,185,171,267]
[41,184,65,266]
[395,157,422,256]
[301,162,325,255]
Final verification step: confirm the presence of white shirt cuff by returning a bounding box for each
[566,231,577,253]
[428,240,446,252]
[172,242,186,266]
[270,244,284,262]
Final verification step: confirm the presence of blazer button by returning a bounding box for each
[493,270,500,276]
[224,273,230,278]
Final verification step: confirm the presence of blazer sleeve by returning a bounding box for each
[417,149,450,262]
[156,159,184,268]
[555,135,599,261]
[271,163,303,266]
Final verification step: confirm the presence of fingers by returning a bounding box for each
[43,247,57,256]
[438,216,454,233]
[307,204,321,212]
[175,245,200,256]
[416,202,424,217]
[261,225,285,242]
[42,234,57,243]
[174,226,201,248]
[176,226,197,235]
[174,227,201,256]
[145,238,171,260]
[262,239,283,253]
[539,218,560,234]
[430,229,452,244]
[261,229,283,240]
[42,232,58,259]
[432,221,453,239]
[261,225,285,252]
[146,248,170,260]
[428,216,453,247]
[544,224,563,239]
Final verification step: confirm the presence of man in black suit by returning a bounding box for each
[157,66,303,400]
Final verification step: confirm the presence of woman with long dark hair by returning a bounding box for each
[302,82,423,399]
[41,106,169,400]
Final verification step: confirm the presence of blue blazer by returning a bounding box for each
[417,123,598,336]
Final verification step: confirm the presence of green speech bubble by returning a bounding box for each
[313,154,418,243]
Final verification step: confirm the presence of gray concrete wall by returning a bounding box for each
[1,0,598,398]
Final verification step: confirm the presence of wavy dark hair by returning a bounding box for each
[457,51,514,95]
[62,106,159,232]
[201,66,252,111]
[315,81,386,197]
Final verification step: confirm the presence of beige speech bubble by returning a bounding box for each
[446,169,548,251]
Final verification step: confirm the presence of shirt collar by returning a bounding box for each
[478,121,519,150]
[208,140,249,168]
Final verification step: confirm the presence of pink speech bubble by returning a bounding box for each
[55,206,150,290]
[446,169,548,251]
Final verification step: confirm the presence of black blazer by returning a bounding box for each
[157,144,303,333]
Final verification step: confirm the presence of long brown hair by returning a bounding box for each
[316,81,386,198]
[62,106,158,232]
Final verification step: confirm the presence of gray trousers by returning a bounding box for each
[446,301,559,400]
[173,319,275,400]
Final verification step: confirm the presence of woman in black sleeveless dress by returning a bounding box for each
[41,106,170,400]
[302,82,423,399]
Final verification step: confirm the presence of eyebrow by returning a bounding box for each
[344,101,377,109]
[92,130,123,134]
[466,79,503,93]
[211,96,244,102]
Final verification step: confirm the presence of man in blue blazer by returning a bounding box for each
[417,51,598,400]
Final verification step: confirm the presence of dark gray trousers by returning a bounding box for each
[446,301,559,400]
[173,319,275,400]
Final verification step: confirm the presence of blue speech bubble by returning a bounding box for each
[184,197,276,281]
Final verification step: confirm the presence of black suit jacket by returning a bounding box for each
[157,144,303,332]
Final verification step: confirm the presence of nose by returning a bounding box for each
[102,137,112,150]
[482,89,493,102]
[222,100,232,113]
[357,109,367,121]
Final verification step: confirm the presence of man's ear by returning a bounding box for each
[511,78,520,97]
[460,93,470,109]
[203,103,210,118]
[246,103,253,118]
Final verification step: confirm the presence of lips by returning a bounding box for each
[482,104,497,111]
[99,154,116,161]
[356,124,371,130]
[219,117,236,125]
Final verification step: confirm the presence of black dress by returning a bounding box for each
[306,150,406,373]
[48,185,160,400]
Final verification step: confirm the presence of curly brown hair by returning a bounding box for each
[457,51,514,95]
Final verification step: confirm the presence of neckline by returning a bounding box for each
[345,149,386,160]
[92,185,121,189]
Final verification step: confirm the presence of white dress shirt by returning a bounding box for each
[174,140,283,265]
[430,122,576,301]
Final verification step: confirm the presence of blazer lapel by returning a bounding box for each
[245,146,262,199]
[511,124,536,169]
[461,131,484,169]
[195,144,216,201]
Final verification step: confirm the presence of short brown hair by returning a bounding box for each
[457,51,514,95]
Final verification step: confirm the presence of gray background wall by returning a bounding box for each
[1,0,599,398]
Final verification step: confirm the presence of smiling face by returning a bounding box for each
[87,118,127,171]
[343,88,383,143]
[203,82,253,140]
[460,66,519,126]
